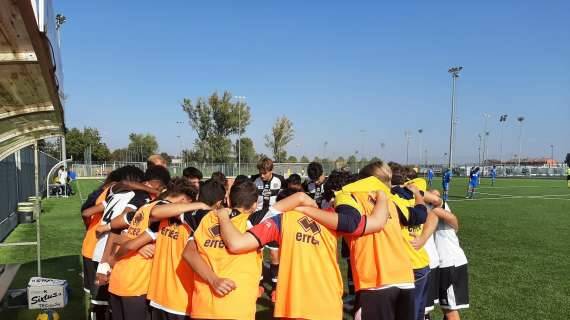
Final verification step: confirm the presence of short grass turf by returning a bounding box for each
[1,178,569,319]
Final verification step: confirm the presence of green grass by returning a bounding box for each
[1,178,569,319]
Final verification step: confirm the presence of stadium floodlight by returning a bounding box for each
[447,66,463,170]
[234,96,246,174]
[55,14,66,30]
[517,116,525,167]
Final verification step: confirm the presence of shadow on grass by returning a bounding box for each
[1,255,87,320]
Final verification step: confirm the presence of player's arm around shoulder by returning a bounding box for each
[215,208,262,254]
[149,202,210,221]
[433,207,459,231]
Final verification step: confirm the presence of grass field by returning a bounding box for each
[1,177,569,319]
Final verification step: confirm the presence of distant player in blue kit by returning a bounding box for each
[427,168,434,187]
[442,168,452,201]
[466,167,480,199]
[491,165,497,186]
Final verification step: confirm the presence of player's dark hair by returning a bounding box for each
[233,175,250,187]
[388,162,406,185]
[277,188,298,201]
[144,165,171,187]
[257,157,274,173]
[287,174,302,186]
[161,177,198,201]
[115,165,145,183]
[307,162,324,181]
[323,170,351,201]
[183,166,203,180]
[198,179,226,206]
[210,171,227,186]
[404,166,418,180]
[229,180,258,209]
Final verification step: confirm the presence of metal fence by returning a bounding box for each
[0,147,59,241]
[70,161,568,179]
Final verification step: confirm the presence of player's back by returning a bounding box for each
[275,211,343,320]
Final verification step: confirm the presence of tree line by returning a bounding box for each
[39,90,384,164]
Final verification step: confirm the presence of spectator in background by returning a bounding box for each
[58,167,68,196]
[66,167,75,196]
[147,154,167,168]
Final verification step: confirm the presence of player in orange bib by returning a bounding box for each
[145,179,227,320]
[183,180,316,320]
[105,178,201,320]
[296,161,416,320]
[214,176,391,320]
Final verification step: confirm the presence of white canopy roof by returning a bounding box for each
[0,0,65,160]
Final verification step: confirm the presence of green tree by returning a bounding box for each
[360,157,369,163]
[300,155,309,163]
[181,91,251,163]
[347,155,357,164]
[565,153,570,166]
[313,156,322,163]
[160,152,173,165]
[235,137,256,163]
[65,127,110,161]
[265,116,294,162]
[370,156,381,163]
[38,139,60,159]
[287,155,298,163]
[128,133,158,161]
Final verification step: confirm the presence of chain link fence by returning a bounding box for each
[70,161,568,179]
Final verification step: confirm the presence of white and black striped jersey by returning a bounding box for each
[303,180,325,208]
[250,174,286,211]
[91,186,150,262]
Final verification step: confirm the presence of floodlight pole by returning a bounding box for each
[517,116,525,167]
[447,66,462,170]
[550,144,554,166]
[418,129,423,168]
[405,130,411,165]
[499,114,508,164]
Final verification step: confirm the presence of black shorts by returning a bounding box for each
[355,287,414,320]
[151,307,190,320]
[439,264,469,310]
[109,294,150,320]
[425,267,440,312]
[82,256,97,293]
[90,273,110,306]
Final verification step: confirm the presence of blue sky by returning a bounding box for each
[57,0,570,164]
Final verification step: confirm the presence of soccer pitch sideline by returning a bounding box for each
[0,178,569,319]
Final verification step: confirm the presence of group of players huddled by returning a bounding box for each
[80,154,469,320]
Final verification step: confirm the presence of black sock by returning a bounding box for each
[270,263,279,291]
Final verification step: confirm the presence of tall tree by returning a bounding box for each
[181,91,251,163]
[235,137,256,163]
[347,155,357,164]
[65,127,110,161]
[128,133,159,161]
[265,116,294,162]
[287,155,298,163]
[300,155,309,163]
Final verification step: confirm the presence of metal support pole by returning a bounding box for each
[34,141,42,277]
[448,74,457,169]
[61,135,67,169]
